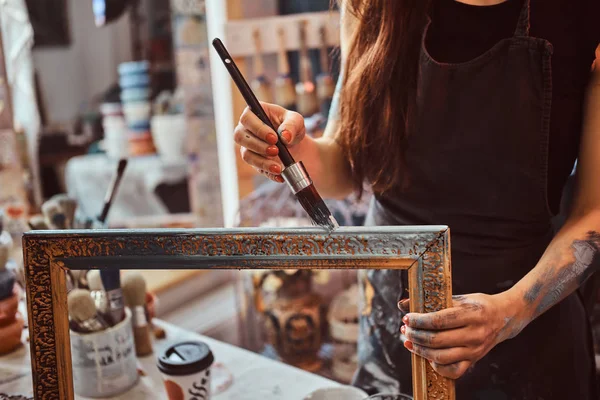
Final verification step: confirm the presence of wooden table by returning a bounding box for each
[0,320,342,399]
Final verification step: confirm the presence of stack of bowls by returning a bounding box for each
[100,103,128,159]
[118,61,155,156]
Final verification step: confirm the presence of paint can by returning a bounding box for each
[157,341,214,400]
[70,308,139,398]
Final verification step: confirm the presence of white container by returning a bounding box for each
[102,116,128,159]
[151,114,187,163]
[123,102,152,123]
[70,309,139,398]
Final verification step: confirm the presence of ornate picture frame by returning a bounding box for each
[23,226,454,400]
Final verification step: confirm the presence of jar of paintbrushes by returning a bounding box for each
[67,270,155,398]
[68,288,138,397]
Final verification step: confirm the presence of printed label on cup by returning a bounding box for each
[162,369,211,400]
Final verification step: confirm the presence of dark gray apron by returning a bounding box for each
[352,1,597,399]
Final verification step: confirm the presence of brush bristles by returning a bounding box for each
[28,215,48,230]
[122,272,147,307]
[296,185,339,232]
[68,289,98,322]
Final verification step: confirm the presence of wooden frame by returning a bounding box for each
[23,226,454,400]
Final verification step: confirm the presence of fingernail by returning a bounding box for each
[400,325,406,334]
[403,315,409,326]
[282,130,292,144]
[404,341,413,351]
[269,164,282,174]
[398,299,409,312]
[266,146,279,157]
[275,176,285,183]
[266,133,278,145]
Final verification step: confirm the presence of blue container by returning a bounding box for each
[128,121,151,132]
[119,74,151,89]
[121,88,151,103]
[118,61,150,76]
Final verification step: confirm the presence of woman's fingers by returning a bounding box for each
[277,109,306,146]
[401,326,474,348]
[404,341,471,366]
[240,147,283,175]
[404,305,477,330]
[397,298,410,313]
[235,103,306,179]
[430,361,472,380]
[234,125,279,157]
[239,108,279,145]
[257,168,284,183]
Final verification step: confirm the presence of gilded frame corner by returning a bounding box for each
[23,226,453,400]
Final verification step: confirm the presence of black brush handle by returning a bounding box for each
[212,38,295,167]
[98,159,128,224]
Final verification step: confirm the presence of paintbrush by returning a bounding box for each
[316,26,336,116]
[274,27,297,111]
[27,215,48,230]
[87,270,110,319]
[98,159,128,225]
[41,201,66,230]
[99,269,124,326]
[251,29,273,103]
[96,159,128,325]
[67,289,110,333]
[212,38,339,231]
[51,194,77,229]
[122,272,153,356]
[295,21,319,117]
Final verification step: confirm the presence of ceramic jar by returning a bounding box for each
[262,271,323,372]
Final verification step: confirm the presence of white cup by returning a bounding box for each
[158,341,214,400]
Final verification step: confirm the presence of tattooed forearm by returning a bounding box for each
[522,231,600,319]
[523,280,543,304]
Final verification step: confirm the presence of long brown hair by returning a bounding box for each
[337,0,431,195]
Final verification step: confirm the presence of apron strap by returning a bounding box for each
[514,0,531,37]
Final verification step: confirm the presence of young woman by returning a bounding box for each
[233,0,600,398]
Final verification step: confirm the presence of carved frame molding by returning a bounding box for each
[23,226,454,400]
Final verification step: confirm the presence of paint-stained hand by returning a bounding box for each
[398,292,525,380]
[234,102,307,183]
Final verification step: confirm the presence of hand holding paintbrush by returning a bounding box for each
[213,39,338,231]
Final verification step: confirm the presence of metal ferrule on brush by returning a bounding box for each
[106,290,125,324]
[90,290,109,315]
[281,162,312,194]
